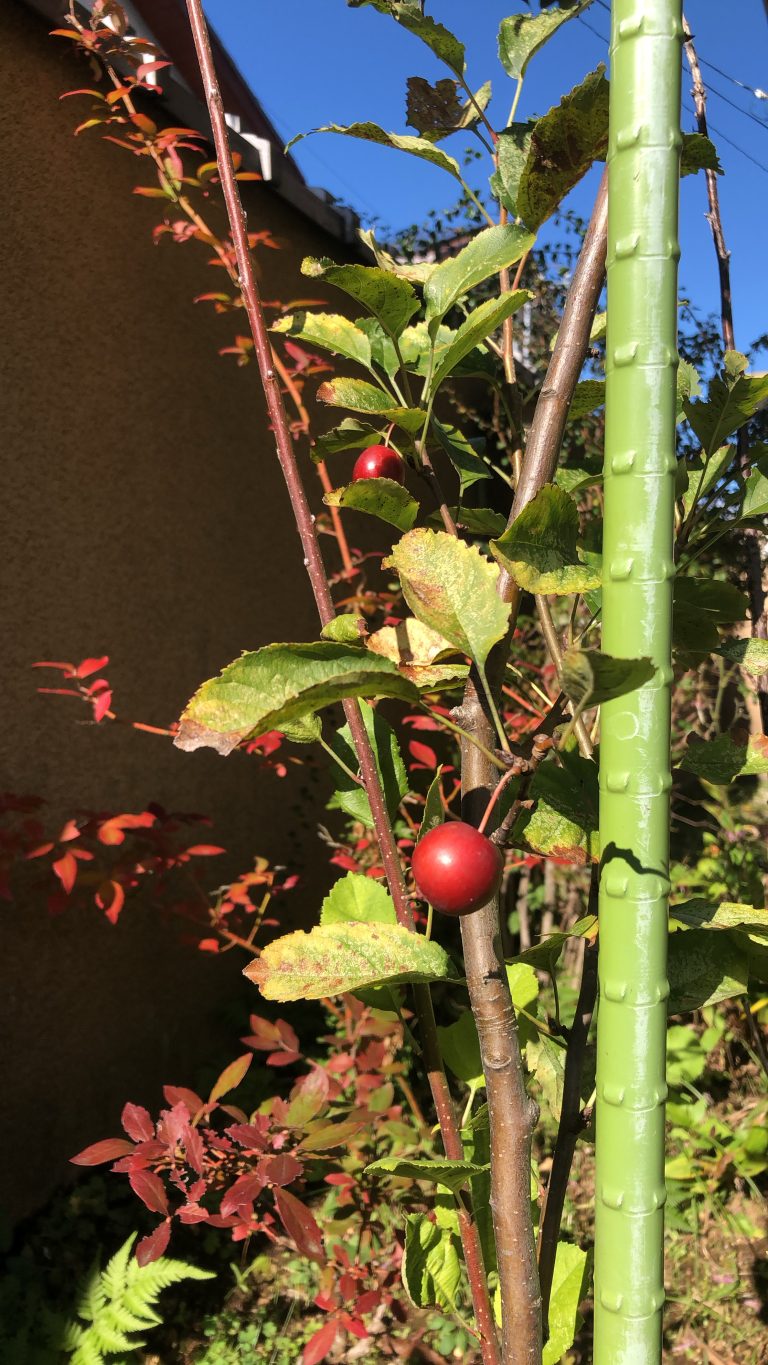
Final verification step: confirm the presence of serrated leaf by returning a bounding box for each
[367,617,467,688]
[508,916,596,973]
[684,358,768,455]
[352,1,466,74]
[717,637,768,677]
[429,506,507,537]
[741,451,768,519]
[568,379,605,421]
[561,648,655,708]
[424,224,535,325]
[681,444,734,518]
[677,358,702,421]
[325,478,419,533]
[419,766,445,841]
[429,290,530,392]
[431,419,490,493]
[385,529,510,669]
[354,316,400,376]
[527,1034,566,1122]
[679,733,768,783]
[359,226,436,286]
[680,131,723,178]
[321,872,397,926]
[498,3,593,81]
[515,752,599,864]
[555,456,604,494]
[496,69,609,229]
[327,701,409,824]
[317,377,426,432]
[174,642,419,755]
[674,576,749,625]
[311,419,385,462]
[543,1243,590,1365]
[667,928,748,1013]
[406,76,491,142]
[490,484,601,595]
[271,312,372,368]
[245,921,452,1000]
[401,1213,462,1312]
[301,256,419,336]
[368,1156,488,1192]
[280,713,323,744]
[289,123,463,185]
[670,899,768,933]
[320,614,365,644]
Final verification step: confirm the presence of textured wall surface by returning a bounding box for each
[1,1,351,1220]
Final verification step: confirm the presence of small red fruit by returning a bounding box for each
[352,445,405,484]
[411,821,503,917]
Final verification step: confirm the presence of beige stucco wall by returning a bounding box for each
[1,2,353,1219]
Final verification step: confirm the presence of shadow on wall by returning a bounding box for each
[1,2,356,1221]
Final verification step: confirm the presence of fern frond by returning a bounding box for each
[75,1260,108,1324]
[98,1236,134,1305]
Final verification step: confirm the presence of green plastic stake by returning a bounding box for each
[595,2,683,1361]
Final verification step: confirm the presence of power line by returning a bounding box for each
[689,76,768,133]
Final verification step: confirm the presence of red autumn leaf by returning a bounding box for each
[408,740,438,769]
[52,851,79,894]
[227,1122,269,1151]
[184,844,225,856]
[98,812,155,845]
[260,1153,303,1187]
[302,1320,338,1365]
[274,1188,324,1263]
[71,1138,135,1166]
[136,59,170,78]
[163,1085,203,1113]
[76,656,109,678]
[59,820,80,842]
[220,1172,265,1217]
[183,1124,205,1175]
[197,938,220,953]
[129,1169,169,1216]
[96,880,125,924]
[92,689,113,723]
[209,1053,252,1104]
[121,1103,154,1143]
[355,1290,381,1315]
[135,1219,171,1266]
[267,1050,301,1068]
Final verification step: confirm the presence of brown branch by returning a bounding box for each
[453,170,608,1363]
[183,3,499,1355]
[537,875,599,1328]
[683,17,768,734]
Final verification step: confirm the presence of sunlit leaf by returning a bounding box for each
[424,224,535,326]
[429,290,530,392]
[245,922,452,1000]
[498,3,594,81]
[543,1243,591,1365]
[325,478,419,533]
[317,377,426,432]
[667,929,748,1013]
[271,312,372,368]
[515,752,599,864]
[320,871,397,926]
[680,131,723,177]
[326,702,409,825]
[289,123,463,185]
[431,420,491,493]
[368,1156,487,1192]
[684,353,768,455]
[568,379,605,422]
[679,733,768,784]
[367,617,467,688]
[490,484,601,595]
[401,1213,462,1312]
[301,256,419,336]
[716,637,768,677]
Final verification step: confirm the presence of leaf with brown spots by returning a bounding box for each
[244,922,452,1001]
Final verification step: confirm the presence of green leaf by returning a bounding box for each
[684,356,768,455]
[359,226,435,286]
[424,224,535,325]
[490,484,601,595]
[401,1214,462,1312]
[509,917,596,973]
[515,751,599,864]
[351,1,466,74]
[561,648,655,708]
[670,899,768,934]
[437,1010,484,1087]
[317,377,426,433]
[675,576,750,625]
[716,637,768,677]
[174,642,419,755]
[677,358,702,422]
[270,312,372,369]
[542,1243,590,1365]
[431,419,491,493]
[428,506,508,537]
[555,455,604,494]
[667,928,748,1013]
[301,257,419,336]
[399,320,454,375]
[327,701,409,824]
[245,921,452,1001]
[320,872,397,927]
[680,444,734,518]
[290,123,463,185]
[527,1034,566,1123]
[419,766,445,841]
[385,528,511,669]
[311,418,385,462]
[496,69,609,229]
[679,733,768,784]
[680,131,723,178]
[568,379,605,422]
[325,478,419,533]
[279,713,322,745]
[406,76,491,142]
[429,290,530,392]
[741,451,768,519]
[367,1156,487,1192]
[320,614,365,644]
[498,3,593,81]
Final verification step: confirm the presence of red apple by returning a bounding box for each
[352,445,405,484]
[411,821,503,917]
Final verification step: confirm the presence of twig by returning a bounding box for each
[537,872,599,1327]
[183,5,499,1357]
[535,596,594,759]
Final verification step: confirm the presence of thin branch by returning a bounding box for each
[183,4,499,1355]
[535,597,594,758]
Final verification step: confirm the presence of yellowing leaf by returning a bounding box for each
[245,922,452,1001]
[491,484,601,595]
[367,617,467,688]
[325,479,419,533]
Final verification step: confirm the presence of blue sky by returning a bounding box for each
[205,1,768,357]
